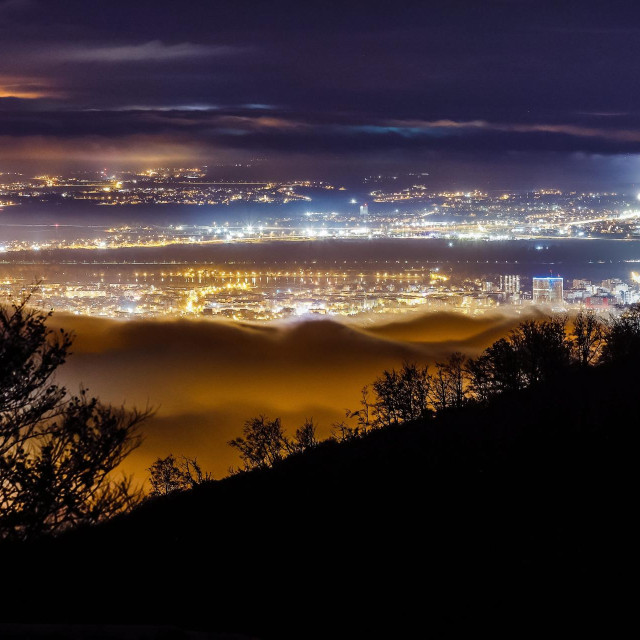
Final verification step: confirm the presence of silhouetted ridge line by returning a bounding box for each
[2,356,632,638]
[1,304,636,638]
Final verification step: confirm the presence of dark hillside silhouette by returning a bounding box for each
[1,355,633,638]
[1,307,637,638]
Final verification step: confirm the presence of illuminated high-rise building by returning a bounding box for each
[533,277,563,305]
[500,275,520,294]
[482,280,495,292]
[360,203,369,216]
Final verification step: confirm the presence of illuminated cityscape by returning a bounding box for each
[1,258,639,321]
[4,169,640,321]
[4,173,640,257]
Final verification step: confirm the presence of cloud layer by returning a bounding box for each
[2,1,640,179]
[48,309,531,483]
[56,40,245,63]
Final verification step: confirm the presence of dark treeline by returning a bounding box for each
[339,307,620,423]
[149,306,634,489]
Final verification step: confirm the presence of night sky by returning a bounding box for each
[3,0,640,187]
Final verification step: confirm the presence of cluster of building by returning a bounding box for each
[480,275,640,310]
[0,268,447,320]
[564,277,637,308]
[0,175,317,207]
[2,263,638,322]
[356,189,640,239]
[5,170,640,248]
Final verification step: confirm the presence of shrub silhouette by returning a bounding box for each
[289,418,319,455]
[148,455,212,496]
[226,416,321,471]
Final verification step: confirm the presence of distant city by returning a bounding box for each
[3,166,640,321]
[2,168,640,251]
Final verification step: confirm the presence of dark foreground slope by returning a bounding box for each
[2,363,634,639]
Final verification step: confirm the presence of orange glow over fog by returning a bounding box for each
[47,310,536,486]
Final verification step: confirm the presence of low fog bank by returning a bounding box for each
[48,309,537,481]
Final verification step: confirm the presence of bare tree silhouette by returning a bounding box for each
[467,317,571,401]
[371,363,432,427]
[430,353,467,411]
[0,298,149,540]
[229,415,290,471]
[345,386,374,434]
[601,304,640,364]
[572,310,605,367]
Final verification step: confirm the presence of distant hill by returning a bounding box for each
[1,360,632,639]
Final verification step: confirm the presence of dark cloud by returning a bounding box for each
[53,41,247,63]
[5,106,640,168]
[2,1,640,182]
[0,0,33,16]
